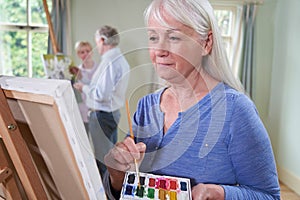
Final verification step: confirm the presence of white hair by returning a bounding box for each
[95,25,120,46]
[144,0,244,92]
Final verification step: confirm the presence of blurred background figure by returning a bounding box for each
[70,41,97,132]
[73,25,130,178]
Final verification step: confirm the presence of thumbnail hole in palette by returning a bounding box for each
[120,171,192,200]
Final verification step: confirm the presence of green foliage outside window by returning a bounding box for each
[0,0,51,78]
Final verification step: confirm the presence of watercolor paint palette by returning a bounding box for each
[120,171,192,200]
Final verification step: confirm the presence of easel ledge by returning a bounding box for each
[4,89,54,105]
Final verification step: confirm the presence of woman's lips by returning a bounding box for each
[156,62,173,67]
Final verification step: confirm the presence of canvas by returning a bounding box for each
[41,54,73,79]
[0,76,106,200]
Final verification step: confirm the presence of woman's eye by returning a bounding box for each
[149,36,159,42]
[169,36,180,41]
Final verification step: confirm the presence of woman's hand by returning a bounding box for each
[69,66,79,74]
[104,137,146,191]
[69,66,82,80]
[192,183,224,200]
[73,82,84,92]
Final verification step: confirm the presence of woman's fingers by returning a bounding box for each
[104,137,146,172]
[123,137,146,160]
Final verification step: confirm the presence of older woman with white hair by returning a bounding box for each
[103,0,280,199]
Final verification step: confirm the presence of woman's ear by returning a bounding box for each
[202,30,213,56]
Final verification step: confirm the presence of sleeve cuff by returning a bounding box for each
[102,171,121,200]
[82,85,88,94]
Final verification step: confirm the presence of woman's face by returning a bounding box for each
[147,12,206,83]
[77,45,92,61]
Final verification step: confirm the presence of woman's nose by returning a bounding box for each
[153,41,169,57]
[155,48,169,57]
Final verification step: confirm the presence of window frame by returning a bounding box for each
[212,4,238,67]
[0,0,49,78]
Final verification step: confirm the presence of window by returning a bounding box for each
[213,5,237,66]
[0,0,51,78]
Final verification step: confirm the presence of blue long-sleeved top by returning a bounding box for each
[104,82,280,199]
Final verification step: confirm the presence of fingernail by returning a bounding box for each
[137,143,146,151]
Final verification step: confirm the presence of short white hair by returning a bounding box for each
[95,25,119,46]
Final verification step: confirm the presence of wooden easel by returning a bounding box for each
[0,87,48,199]
[0,2,58,198]
[42,0,59,54]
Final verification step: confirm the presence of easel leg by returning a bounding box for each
[0,88,48,200]
[0,139,24,200]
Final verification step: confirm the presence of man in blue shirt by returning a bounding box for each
[74,25,130,178]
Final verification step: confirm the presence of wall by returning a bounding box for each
[71,0,151,63]
[254,0,300,194]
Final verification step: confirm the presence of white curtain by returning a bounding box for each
[230,5,244,79]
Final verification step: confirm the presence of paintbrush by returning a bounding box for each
[125,99,140,188]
